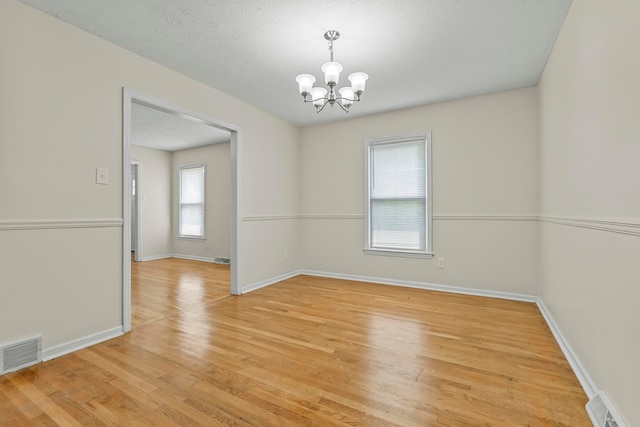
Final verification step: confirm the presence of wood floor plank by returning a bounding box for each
[0,258,591,426]
[7,374,81,426]
[1,375,43,421]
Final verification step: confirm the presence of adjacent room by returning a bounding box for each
[1,0,638,425]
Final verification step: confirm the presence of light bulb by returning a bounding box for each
[339,87,355,107]
[348,72,369,93]
[321,62,343,85]
[295,74,316,95]
[310,87,327,107]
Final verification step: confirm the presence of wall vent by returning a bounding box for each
[0,337,42,375]
[586,390,627,427]
[213,257,231,265]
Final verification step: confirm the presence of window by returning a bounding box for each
[364,132,432,257]
[179,164,205,239]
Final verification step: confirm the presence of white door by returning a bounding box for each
[131,163,138,253]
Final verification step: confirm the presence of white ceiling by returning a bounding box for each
[131,102,230,152]
[19,0,571,129]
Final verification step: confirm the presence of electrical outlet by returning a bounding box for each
[437,258,445,269]
[283,250,288,260]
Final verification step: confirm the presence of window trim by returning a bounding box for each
[178,163,206,240]
[364,132,433,259]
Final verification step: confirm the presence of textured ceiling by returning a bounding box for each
[19,0,571,129]
[131,103,230,152]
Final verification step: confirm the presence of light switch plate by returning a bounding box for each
[96,168,109,185]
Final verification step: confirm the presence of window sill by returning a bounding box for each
[363,248,433,259]
[178,235,206,241]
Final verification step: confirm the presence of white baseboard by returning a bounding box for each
[534,299,597,399]
[172,254,216,263]
[42,326,123,362]
[138,254,172,262]
[300,269,538,303]
[241,270,302,294]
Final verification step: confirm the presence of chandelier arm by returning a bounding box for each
[335,95,361,103]
[334,100,350,113]
[303,95,330,104]
[315,99,330,113]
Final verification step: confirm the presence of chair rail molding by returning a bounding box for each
[539,214,640,237]
[0,218,123,231]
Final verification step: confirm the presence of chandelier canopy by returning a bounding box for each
[295,30,369,113]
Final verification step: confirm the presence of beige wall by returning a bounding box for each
[131,146,172,260]
[300,88,539,295]
[0,0,300,351]
[172,143,232,260]
[539,0,640,425]
[0,228,122,348]
[239,115,302,287]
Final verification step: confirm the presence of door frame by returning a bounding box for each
[122,88,242,333]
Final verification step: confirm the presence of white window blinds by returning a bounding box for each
[179,164,205,238]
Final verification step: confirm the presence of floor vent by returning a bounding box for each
[586,390,627,427]
[1,337,42,375]
[213,257,231,265]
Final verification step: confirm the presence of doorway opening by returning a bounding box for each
[122,88,241,333]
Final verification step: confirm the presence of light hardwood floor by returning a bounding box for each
[0,257,591,426]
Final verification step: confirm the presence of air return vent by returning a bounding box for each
[213,257,231,265]
[0,337,42,375]
[586,390,627,427]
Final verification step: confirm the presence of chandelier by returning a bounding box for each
[295,30,369,113]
